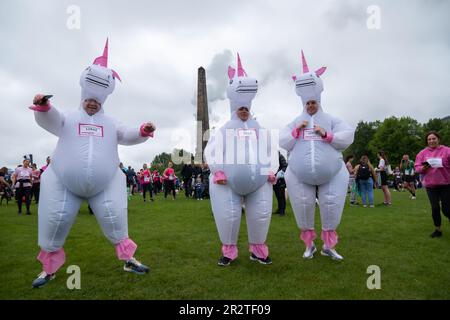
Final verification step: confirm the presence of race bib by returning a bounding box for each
[169,174,174,180]
[237,128,257,140]
[79,124,104,137]
[144,176,150,183]
[302,128,322,141]
[427,158,443,168]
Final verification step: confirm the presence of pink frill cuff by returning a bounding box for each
[140,124,154,138]
[222,244,238,260]
[29,104,51,112]
[291,127,301,139]
[115,238,138,261]
[300,230,317,248]
[249,243,269,259]
[37,248,65,274]
[213,171,227,184]
[321,230,338,249]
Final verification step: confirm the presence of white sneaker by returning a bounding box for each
[411,196,416,200]
[302,243,317,259]
[369,205,375,208]
[321,247,344,261]
[363,205,367,208]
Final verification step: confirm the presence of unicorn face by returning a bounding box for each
[226,53,258,113]
[80,64,116,104]
[79,39,121,106]
[292,50,326,107]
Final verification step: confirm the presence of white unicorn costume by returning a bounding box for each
[30,40,154,277]
[280,51,354,259]
[205,54,278,264]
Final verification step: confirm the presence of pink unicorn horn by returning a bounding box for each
[237,53,247,77]
[301,50,309,73]
[93,38,109,67]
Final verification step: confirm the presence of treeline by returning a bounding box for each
[344,116,450,164]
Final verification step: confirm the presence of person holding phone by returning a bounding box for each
[415,131,450,238]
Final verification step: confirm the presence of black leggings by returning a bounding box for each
[16,186,31,213]
[426,185,450,227]
[31,183,40,203]
[164,180,176,198]
[142,183,153,200]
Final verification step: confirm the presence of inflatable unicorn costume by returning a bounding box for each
[30,39,155,288]
[280,51,354,260]
[205,54,278,266]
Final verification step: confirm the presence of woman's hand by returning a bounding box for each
[313,124,326,137]
[297,120,308,130]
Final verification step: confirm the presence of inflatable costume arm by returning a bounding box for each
[328,116,355,151]
[116,122,151,146]
[279,120,298,152]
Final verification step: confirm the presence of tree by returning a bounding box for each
[344,120,380,161]
[368,117,422,165]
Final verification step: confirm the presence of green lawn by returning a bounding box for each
[0,188,449,300]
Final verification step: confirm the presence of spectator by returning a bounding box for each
[400,154,417,199]
[41,156,51,172]
[31,163,41,204]
[181,163,193,198]
[141,163,154,202]
[0,167,12,205]
[354,155,377,208]
[273,152,288,216]
[415,131,450,238]
[163,161,176,200]
[375,151,392,205]
[201,163,211,199]
[194,176,205,200]
[12,159,33,214]
[393,167,404,192]
[345,155,358,206]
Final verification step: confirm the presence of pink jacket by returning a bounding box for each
[415,145,450,188]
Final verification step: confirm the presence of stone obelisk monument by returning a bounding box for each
[195,66,209,164]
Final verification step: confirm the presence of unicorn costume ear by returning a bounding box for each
[292,50,326,107]
[226,53,258,117]
[79,38,121,106]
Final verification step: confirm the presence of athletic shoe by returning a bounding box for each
[369,205,375,208]
[411,196,416,200]
[32,271,55,288]
[363,205,367,208]
[217,256,232,266]
[430,230,442,238]
[302,243,317,259]
[321,247,344,261]
[249,253,272,265]
[124,258,150,275]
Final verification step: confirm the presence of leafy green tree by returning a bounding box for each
[344,120,380,161]
[368,117,422,165]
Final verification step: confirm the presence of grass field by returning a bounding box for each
[0,188,449,300]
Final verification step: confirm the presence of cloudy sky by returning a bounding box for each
[1,0,449,169]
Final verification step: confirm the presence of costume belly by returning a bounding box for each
[51,112,120,198]
[224,164,267,196]
[289,140,342,185]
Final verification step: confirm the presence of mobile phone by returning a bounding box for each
[39,95,53,105]
[422,161,430,166]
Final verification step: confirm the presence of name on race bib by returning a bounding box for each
[237,128,257,140]
[78,124,104,137]
[302,128,322,141]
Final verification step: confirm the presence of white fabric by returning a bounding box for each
[206,58,277,246]
[38,166,129,252]
[281,54,355,234]
[285,165,348,231]
[209,180,272,244]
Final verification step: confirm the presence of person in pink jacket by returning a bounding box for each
[415,131,450,238]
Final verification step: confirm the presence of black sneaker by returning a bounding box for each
[32,271,56,288]
[124,258,150,274]
[249,253,272,265]
[430,230,442,238]
[217,256,232,266]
